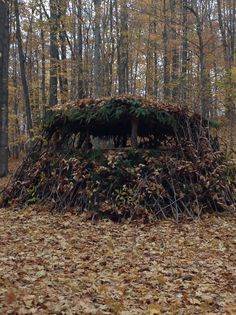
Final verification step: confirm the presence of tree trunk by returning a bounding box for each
[40,8,47,115]
[58,1,68,103]
[13,37,20,159]
[15,0,33,137]
[93,0,102,97]
[180,0,188,102]
[145,21,152,96]
[188,4,210,118]
[0,0,9,177]
[77,0,84,99]
[108,0,115,95]
[170,0,179,101]
[163,0,170,99]
[49,0,59,106]
[118,0,129,94]
[217,0,235,150]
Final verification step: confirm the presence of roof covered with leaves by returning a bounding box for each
[42,96,202,139]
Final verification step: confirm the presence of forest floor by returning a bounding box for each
[0,160,236,315]
[0,158,23,192]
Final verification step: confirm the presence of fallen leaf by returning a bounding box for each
[149,304,162,315]
[5,289,16,304]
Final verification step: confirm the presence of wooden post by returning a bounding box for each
[131,116,138,148]
[85,128,90,150]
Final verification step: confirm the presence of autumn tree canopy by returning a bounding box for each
[3,1,235,150]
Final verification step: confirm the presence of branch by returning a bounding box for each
[39,0,50,20]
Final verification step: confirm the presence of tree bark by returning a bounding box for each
[40,8,47,115]
[15,0,33,137]
[170,0,179,101]
[58,1,68,103]
[187,4,210,118]
[0,0,9,177]
[117,0,129,94]
[163,0,170,100]
[77,0,84,99]
[180,0,188,102]
[49,0,59,106]
[217,0,236,150]
[93,0,102,97]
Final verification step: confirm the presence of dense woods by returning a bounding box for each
[0,0,235,172]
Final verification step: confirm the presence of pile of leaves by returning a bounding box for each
[2,146,235,221]
[1,96,235,220]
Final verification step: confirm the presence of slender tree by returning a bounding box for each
[163,0,170,99]
[180,0,188,102]
[118,0,129,94]
[217,0,236,149]
[77,0,84,99]
[93,0,102,97]
[58,0,69,103]
[40,7,47,114]
[170,0,179,101]
[187,1,211,117]
[15,0,33,136]
[0,0,9,176]
[49,0,59,106]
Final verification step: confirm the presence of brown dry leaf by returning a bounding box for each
[5,289,17,304]
[225,304,236,315]
[22,294,35,308]
[17,307,31,315]
[148,304,162,315]
[78,298,97,314]
[200,302,213,313]
[156,275,166,286]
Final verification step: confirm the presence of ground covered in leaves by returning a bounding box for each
[0,158,22,192]
[0,206,236,315]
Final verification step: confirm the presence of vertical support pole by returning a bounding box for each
[131,116,138,148]
[85,127,90,150]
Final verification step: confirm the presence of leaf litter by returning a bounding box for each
[0,206,236,314]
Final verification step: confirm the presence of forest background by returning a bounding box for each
[0,0,236,177]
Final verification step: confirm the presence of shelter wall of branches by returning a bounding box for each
[2,97,235,221]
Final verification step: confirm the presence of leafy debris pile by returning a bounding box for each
[2,147,235,221]
[1,96,235,220]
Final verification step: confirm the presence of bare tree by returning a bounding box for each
[40,7,47,114]
[77,0,84,99]
[15,0,33,136]
[163,0,170,99]
[187,1,211,118]
[0,0,9,177]
[58,0,69,103]
[117,0,129,94]
[170,0,179,101]
[93,0,102,97]
[49,0,59,106]
[180,0,188,102]
[217,0,236,150]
